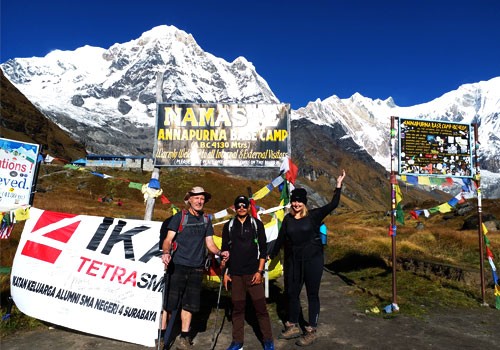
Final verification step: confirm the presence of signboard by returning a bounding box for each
[0,137,41,211]
[153,103,290,167]
[398,118,473,178]
[11,208,164,346]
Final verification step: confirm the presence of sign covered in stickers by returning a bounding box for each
[398,118,473,178]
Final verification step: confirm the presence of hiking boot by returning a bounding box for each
[263,340,275,350]
[278,322,301,339]
[296,326,317,347]
[226,341,244,350]
[175,336,193,350]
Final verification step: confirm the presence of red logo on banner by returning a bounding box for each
[21,210,81,264]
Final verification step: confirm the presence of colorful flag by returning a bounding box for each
[396,202,405,225]
[160,194,171,204]
[280,157,298,185]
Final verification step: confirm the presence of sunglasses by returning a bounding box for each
[236,203,248,209]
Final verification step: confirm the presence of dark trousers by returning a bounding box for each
[230,274,273,343]
[285,252,324,327]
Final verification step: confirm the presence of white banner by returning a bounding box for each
[11,208,164,347]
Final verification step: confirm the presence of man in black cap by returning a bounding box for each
[161,186,229,350]
[221,195,274,350]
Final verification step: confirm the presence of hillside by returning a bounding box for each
[0,69,86,161]
[1,164,499,345]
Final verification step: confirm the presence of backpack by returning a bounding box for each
[319,222,328,245]
[158,209,210,250]
[227,216,260,256]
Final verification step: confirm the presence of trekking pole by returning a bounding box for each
[210,267,226,350]
[163,266,181,350]
[157,270,167,350]
[163,301,180,350]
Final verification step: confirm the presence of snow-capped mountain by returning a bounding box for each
[292,78,500,197]
[293,78,500,173]
[1,24,499,196]
[1,25,278,154]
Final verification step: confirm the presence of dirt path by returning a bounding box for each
[1,268,499,349]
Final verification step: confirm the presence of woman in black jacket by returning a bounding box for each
[270,169,346,347]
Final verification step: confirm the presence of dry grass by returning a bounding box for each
[1,165,499,334]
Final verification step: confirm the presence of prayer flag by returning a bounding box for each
[482,223,489,235]
[406,175,418,185]
[438,203,452,213]
[286,158,299,184]
[128,182,143,190]
[160,194,170,204]
[389,225,396,236]
[271,175,284,187]
[214,209,228,219]
[252,184,272,200]
[44,154,55,163]
[396,203,405,225]
[418,176,431,186]
[395,184,403,205]
[14,207,30,221]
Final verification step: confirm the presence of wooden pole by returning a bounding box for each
[390,116,398,306]
[473,123,487,305]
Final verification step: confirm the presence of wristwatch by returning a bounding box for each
[258,270,265,276]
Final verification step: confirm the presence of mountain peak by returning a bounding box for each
[1,25,499,196]
[139,25,196,46]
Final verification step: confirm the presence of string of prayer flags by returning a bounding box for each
[482,222,500,309]
[408,191,465,219]
[400,174,455,187]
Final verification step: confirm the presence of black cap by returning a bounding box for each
[290,188,308,204]
[234,195,250,208]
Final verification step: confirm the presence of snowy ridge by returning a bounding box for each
[1,25,499,196]
[293,77,500,173]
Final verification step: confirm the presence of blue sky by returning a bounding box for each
[2,0,499,108]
